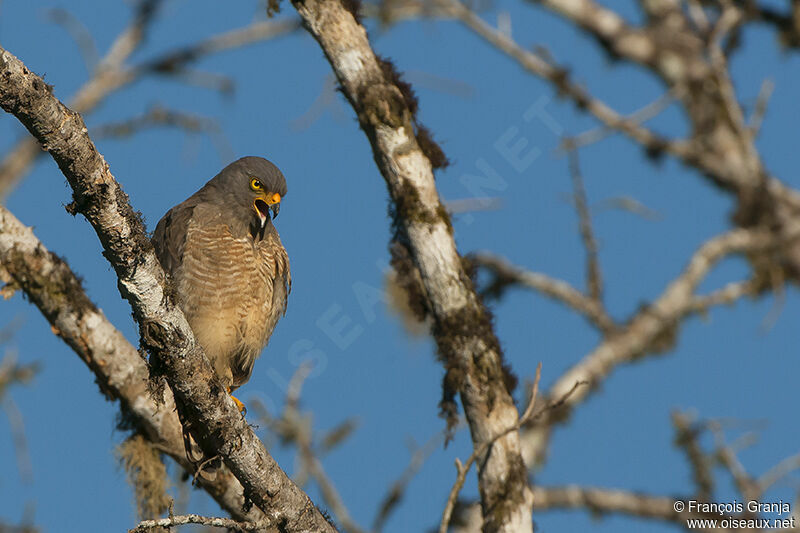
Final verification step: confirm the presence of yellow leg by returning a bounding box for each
[226,387,247,415]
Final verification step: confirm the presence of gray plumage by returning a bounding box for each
[152,156,291,393]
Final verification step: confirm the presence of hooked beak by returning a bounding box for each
[253,192,281,228]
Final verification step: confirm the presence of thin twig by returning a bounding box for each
[44,8,100,72]
[92,105,235,162]
[560,91,677,151]
[708,420,760,504]
[749,79,775,136]
[439,364,546,533]
[93,106,218,138]
[566,148,603,303]
[686,0,711,33]
[435,0,697,165]
[2,395,33,484]
[672,411,713,500]
[373,429,449,531]
[257,364,365,533]
[689,279,757,313]
[593,196,661,220]
[471,252,616,334]
[0,0,164,198]
[759,453,800,492]
[0,16,299,198]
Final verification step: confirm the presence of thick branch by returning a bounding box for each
[288,0,532,530]
[0,46,334,533]
[0,204,268,522]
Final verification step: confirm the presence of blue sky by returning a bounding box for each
[1,1,799,532]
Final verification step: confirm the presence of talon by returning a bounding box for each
[227,387,247,415]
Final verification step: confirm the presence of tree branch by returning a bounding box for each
[129,514,270,532]
[566,149,603,303]
[0,14,299,198]
[0,204,271,522]
[520,227,796,466]
[288,0,533,530]
[531,485,730,524]
[672,411,714,501]
[470,252,616,334]
[403,0,800,279]
[0,46,335,533]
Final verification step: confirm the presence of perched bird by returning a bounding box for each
[152,156,291,415]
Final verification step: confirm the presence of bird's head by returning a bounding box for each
[209,156,287,235]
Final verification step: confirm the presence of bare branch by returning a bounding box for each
[289,0,533,530]
[93,105,220,139]
[559,90,676,151]
[444,197,503,214]
[748,79,775,136]
[593,196,661,220]
[0,47,335,532]
[759,453,800,493]
[531,485,729,523]
[43,8,100,72]
[373,429,448,531]
[520,226,798,466]
[689,280,757,313]
[0,16,299,198]
[439,363,543,533]
[91,105,235,163]
[2,396,33,485]
[435,0,695,165]
[253,365,364,532]
[566,149,603,303]
[0,0,163,198]
[159,67,235,94]
[709,420,760,503]
[470,252,617,334]
[101,0,163,71]
[415,0,800,281]
[132,19,300,78]
[129,514,270,532]
[0,349,36,485]
[672,411,714,501]
[0,204,266,521]
[0,352,37,395]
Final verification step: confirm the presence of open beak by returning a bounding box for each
[253,192,281,228]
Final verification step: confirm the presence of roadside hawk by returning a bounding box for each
[152,156,291,414]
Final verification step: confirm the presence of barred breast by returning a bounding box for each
[176,210,290,390]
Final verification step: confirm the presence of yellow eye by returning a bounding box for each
[250,178,263,190]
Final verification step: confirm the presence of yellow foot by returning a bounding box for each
[227,387,247,415]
